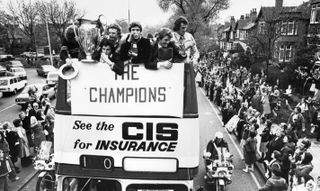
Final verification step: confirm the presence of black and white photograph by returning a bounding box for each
[0,0,320,190]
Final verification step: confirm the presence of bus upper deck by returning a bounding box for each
[53,60,199,190]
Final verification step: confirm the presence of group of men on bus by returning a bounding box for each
[60,16,200,75]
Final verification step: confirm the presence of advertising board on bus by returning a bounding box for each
[54,60,199,190]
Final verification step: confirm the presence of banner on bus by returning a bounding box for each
[54,115,199,168]
[71,62,184,117]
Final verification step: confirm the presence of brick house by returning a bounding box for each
[233,9,257,51]
[274,1,310,64]
[252,0,309,64]
[218,16,236,51]
[308,0,320,46]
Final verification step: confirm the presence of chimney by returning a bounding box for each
[275,0,283,7]
[250,8,257,21]
[240,15,244,20]
[245,14,250,19]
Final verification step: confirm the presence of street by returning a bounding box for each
[10,81,266,191]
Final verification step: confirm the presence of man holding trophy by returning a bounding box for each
[172,16,199,65]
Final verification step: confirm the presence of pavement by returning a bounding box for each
[8,158,38,191]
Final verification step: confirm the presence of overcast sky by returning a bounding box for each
[1,0,306,26]
[75,0,306,25]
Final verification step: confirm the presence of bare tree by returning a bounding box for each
[0,11,19,52]
[248,20,281,66]
[7,0,39,50]
[157,0,229,35]
[36,0,84,43]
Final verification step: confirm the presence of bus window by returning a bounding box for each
[63,178,121,191]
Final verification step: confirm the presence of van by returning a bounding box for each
[8,67,27,79]
[46,71,58,86]
[0,76,27,95]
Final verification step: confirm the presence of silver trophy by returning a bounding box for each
[75,18,102,63]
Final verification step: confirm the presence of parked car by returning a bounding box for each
[37,65,57,77]
[8,67,27,79]
[0,66,14,77]
[20,52,44,58]
[0,49,14,61]
[7,60,24,68]
[15,83,56,106]
[0,66,6,74]
[46,71,59,86]
[0,75,27,96]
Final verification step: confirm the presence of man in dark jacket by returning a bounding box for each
[120,22,153,69]
[259,163,288,191]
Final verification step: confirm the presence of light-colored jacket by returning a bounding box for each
[172,32,199,64]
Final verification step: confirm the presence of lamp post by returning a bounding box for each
[45,18,53,65]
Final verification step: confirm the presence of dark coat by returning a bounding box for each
[243,137,257,165]
[258,175,288,191]
[120,37,153,69]
[5,131,20,163]
[266,136,284,161]
[28,109,44,121]
[31,124,46,149]
[260,128,271,143]
[148,41,187,69]
[251,94,262,113]
[0,138,10,177]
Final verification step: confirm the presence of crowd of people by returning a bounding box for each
[0,88,55,190]
[197,52,320,190]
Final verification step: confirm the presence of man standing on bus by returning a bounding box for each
[171,16,199,64]
[120,22,155,69]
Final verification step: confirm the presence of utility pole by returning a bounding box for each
[127,0,131,24]
[46,18,53,65]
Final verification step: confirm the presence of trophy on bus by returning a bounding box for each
[75,17,103,63]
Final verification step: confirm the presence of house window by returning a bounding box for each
[281,21,296,35]
[279,45,285,61]
[285,45,292,61]
[279,45,293,62]
[281,21,287,35]
[287,21,294,35]
[311,4,320,24]
[259,21,266,34]
[242,31,247,40]
[226,43,232,50]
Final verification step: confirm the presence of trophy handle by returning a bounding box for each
[71,19,80,45]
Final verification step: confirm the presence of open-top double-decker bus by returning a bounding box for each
[54,59,199,191]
